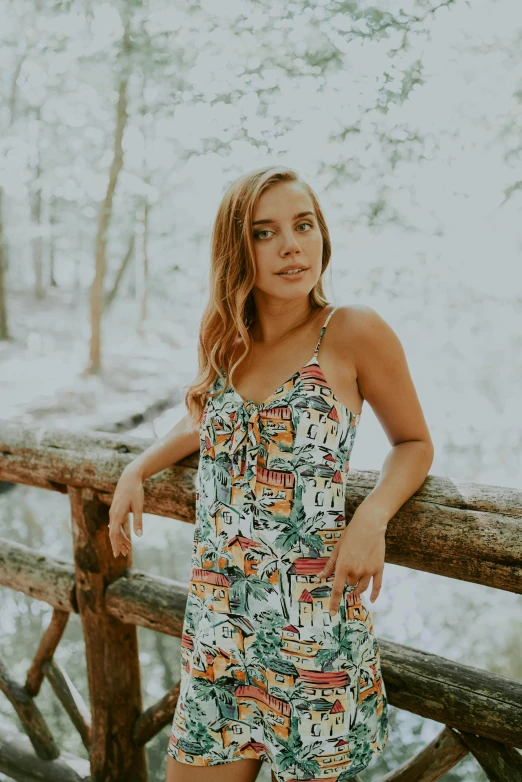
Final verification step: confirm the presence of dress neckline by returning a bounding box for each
[225,354,362,423]
[221,305,362,421]
[223,304,337,405]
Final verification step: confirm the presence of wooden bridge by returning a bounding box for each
[0,420,521,782]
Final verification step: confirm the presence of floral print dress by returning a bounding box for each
[168,305,389,780]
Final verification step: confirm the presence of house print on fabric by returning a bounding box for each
[168,305,389,781]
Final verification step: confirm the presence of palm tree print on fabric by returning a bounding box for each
[169,307,389,780]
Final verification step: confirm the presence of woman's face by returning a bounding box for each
[250,180,324,300]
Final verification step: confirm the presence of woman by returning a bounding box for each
[109,165,434,782]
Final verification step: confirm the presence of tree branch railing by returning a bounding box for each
[0,421,521,782]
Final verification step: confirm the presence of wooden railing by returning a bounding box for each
[0,420,521,782]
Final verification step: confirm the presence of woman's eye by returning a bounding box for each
[254,222,313,240]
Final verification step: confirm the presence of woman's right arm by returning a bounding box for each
[108,412,201,558]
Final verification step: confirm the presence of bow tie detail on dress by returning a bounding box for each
[229,400,264,493]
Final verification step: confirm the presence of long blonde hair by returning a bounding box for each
[184,165,332,428]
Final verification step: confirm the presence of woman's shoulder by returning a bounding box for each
[332,302,382,332]
[331,304,395,353]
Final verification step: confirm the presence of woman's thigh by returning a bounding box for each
[166,755,269,782]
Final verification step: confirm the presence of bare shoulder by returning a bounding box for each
[331,304,395,356]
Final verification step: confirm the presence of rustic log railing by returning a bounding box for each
[0,420,521,782]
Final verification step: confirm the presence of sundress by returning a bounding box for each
[168,304,389,780]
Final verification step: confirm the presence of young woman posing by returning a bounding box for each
[109,166,434,782]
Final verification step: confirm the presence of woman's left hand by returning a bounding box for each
[317,506,387,615]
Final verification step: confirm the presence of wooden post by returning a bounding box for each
[69,488,147,782]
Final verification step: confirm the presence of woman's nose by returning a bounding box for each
[280,232,301,252]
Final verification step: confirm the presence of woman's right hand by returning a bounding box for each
[108,465,144,558]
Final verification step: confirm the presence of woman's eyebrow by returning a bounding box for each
[252,210,315,226]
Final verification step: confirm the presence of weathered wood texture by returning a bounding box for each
[0,538,191,636]
[0,421,197,522]
[105,567,188,636]
[346,467,522,516]
[43,659,92,750]
[133,681,181,746]
[348,487,522,593]
[25,608,69,696]
[0,537,77,611]
[69,488,147,782]
[378,726,468,781]
[0,723,91,782]
[455,729,522,782]
[0,654,59,760]
[380,638,522,747]
[1,420,521,591]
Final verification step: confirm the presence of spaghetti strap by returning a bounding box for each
[313,304,339,356]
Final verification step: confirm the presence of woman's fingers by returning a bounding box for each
[118,524,132,556]
[369,570,383,602]
[317,550,338,578]
[329,570,354,617]
[132,503,143,537]
[354,575,371,596]
[109,510,132,558]
[330,569,376,615]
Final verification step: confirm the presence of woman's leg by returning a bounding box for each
[166,755,265,782]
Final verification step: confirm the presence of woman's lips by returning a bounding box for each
[277,268,307,278]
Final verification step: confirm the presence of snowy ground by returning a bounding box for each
[1,288,195,432]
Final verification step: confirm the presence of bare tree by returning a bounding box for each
[48,198,58,288]
[30,108,45,300]
[105,231,135,309]
[136,197,150,336]
[87,28,131,373]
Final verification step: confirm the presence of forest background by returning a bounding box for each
[0,0,521,780]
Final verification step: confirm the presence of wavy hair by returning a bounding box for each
[184,165,332,428]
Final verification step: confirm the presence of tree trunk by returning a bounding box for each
[30,129,44,300]
[49,199,57,287]
[87,28,131,374]
[105,232,134,309]
[136,73,150,337]
[135,198,149,336]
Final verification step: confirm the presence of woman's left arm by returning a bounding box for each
[318,306,434,614]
